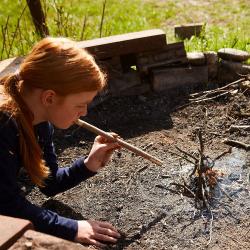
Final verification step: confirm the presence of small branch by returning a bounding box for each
[223,139,250,150]
[217,183,233,201]
[80,15,87,40]
[229,125,250,132]
[234,112,250,118]
[190,78,245,97]
[8,5,27,57]
[206,210,214,247]
[99,0,107,38]
[170,183,195,198]
[189,91,231,104]
[213,147,232,161]
[175,146,198,162]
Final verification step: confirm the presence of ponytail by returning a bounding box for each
[1,73,50,187]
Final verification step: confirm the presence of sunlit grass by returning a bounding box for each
[0,0,249,60]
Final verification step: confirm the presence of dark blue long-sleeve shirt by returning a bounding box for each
[0,112,96,241]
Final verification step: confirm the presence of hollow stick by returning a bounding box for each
[75,119,163,166]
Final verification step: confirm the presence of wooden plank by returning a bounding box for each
[136,42,188,74]
[174,23,204,39]
[77,29,167,59]
[0,215,33,249]
[152,66,208,92]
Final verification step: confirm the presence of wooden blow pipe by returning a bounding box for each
[75,119,163,166]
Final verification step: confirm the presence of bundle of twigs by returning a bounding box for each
[170,129,225,209]
[169,129,232,246]
[175,75,250,110]
[189,76,250,105]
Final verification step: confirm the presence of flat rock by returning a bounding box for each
[218,48,250,62]
[187,52,206,66]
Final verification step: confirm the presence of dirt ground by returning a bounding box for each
[24,86,250,250]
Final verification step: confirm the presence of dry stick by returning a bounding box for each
[80,15,87,40]
[197,130,214,247]
[223,139,250,150]
[175,91,230,110]
[190,91,231,104]
[213,147,232,161]
[189,89,229,101]
[206,210,214,247]
[75,119,163,166]
[170,183,195,197]
[174,78,246,110]
[175,146,198,162]
[190,78,246,98]
[0,16,9,59]
[8,5,27,57]
[181,177,195,197]
[229,125,250,132]
[217,183,233,201]
[168,149,196,165]
[99,0,107,38]
[235,112,250,118]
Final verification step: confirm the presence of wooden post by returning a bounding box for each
[26,0,49,37]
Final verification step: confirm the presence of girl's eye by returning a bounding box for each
[76,105,86,109]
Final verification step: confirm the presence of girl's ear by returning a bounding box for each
[41,90,56,106]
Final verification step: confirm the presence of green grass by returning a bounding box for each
[0,0,249,60]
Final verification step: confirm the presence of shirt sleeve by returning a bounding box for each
[36,122,96,197]
[0,116,78,241]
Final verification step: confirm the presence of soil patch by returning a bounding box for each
[25,89,250,250]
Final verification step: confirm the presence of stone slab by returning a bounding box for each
[218,48,250,62]
[218,60,250,83]
[9,230,88,250]
[0,215,33,250]
[152,66,208,92]
[187,52,206,66]
[77,29,167,59]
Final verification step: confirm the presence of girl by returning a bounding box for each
[0,37,121,248]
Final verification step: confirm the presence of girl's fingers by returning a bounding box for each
[97,221,120,233]
[97,227,121,238]
[94,233,118,244]
[95,133,122,144]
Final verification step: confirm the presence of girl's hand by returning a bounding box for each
[84,133,121,172]
[75,220,121,248]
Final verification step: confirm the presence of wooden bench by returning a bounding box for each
[0,215,33,249]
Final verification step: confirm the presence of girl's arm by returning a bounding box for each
[0,117,78,241]
[36,122,97,197]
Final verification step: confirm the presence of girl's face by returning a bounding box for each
[46,90,97,129]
